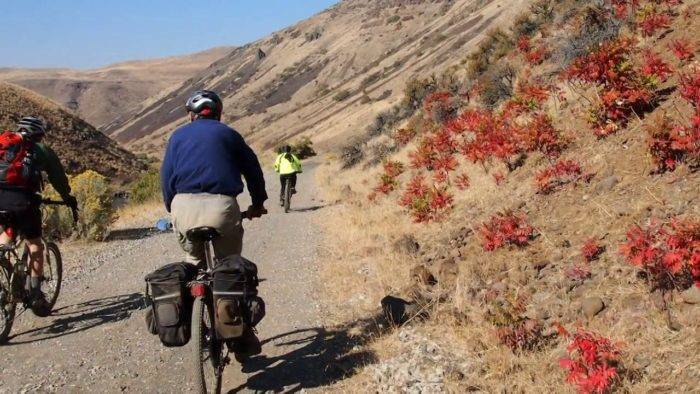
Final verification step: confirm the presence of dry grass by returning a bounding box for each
[113,201,166,230]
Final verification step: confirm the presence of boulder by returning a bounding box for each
[581,297,605,318]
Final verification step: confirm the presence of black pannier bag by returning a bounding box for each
[212,256,264,339]
[145,262,199,347]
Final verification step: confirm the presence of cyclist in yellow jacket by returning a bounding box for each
[273,145,302,206]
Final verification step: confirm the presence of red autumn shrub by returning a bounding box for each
[454,172,470,190]
[646,114,699,172]
[496,319,546,352]
[479,211,535,251]
[668,39,694,62]
[423,91,458,125]
[393,128,417,145]
[641,50,673,83]
[565,37,655,138]
[567,262,592,282]
[582,238,605,262]
[620,217,699,290]
[519,114,566,158]
[515,79,552,109]
[373,160,405,195]
[398,174,453,222]
[559,328,622,394]
[636,9,672,37]
[679,70,700,110]
[517,35,548,65]
[535,160,591,194]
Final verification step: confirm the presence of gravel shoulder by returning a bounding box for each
[0,162,329,393]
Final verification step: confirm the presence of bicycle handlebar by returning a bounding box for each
[42,200,79,224]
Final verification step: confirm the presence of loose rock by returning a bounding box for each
[581,297,605,318]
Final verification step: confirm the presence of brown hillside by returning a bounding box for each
[315,0,699,391]
[106,0,530,155]
[0,47,231,128]
[0,82,146,182]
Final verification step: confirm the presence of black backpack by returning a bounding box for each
[144,262,199,347]
[212,256,264,339]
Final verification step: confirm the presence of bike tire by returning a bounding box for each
[284,178,292,213]
[42,242,63,313]
[192,296,223,394]
[0,258,16,344]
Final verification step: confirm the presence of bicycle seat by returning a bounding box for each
[186,227,220,242]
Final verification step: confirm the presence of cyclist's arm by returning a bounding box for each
[160,139,176,212]
[35,143,72,201]
[293,154,303,173]
[233,133,267,207]
[273,155,281,173]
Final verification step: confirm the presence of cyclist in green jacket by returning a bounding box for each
[0,116,77,315]
[273,145,302,206]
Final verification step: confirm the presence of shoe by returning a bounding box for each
[279,200,284,207]
[30,291,51,317]
[291,188,297,195]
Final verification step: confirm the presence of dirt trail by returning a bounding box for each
[0,162,334,393]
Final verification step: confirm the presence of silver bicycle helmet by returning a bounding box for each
[17,116,46,138]
[185,90,223,119]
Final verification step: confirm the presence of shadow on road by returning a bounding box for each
[105,227,160,241]
[228,313,392,393]
[7,293,144,345]
[290,204,328,213]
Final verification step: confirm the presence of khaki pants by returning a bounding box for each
[171,193,243,264]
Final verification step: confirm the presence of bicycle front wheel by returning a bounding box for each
[41,242,63,312]
[192,296,223,394]
[0,258,16,344]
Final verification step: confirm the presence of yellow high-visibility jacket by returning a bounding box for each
[274,153,302,175]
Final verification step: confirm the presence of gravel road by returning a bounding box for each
[0,162,332,393]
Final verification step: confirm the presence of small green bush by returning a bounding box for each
[334,90,352,102]
[478,63,516,108]
[386,15,401,24]
[467,28,514,78]
[403,75,438,110]
[129,169,161,204]
[291,137,317,159]
[43,170,115,241]
[305,27,323,42]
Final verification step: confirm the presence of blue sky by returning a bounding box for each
[0,0,338,69]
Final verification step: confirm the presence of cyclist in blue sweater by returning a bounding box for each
[161,90,267,358]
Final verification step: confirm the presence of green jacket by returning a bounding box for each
[33,142,72,200]
[274,153,302,175]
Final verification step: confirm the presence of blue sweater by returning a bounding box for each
[160,119,268,212]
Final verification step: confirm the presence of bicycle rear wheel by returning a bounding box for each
[284,178,292,213]
[0,258,16,344]
[192,296,223,394]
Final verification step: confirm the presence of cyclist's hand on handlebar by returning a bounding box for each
[65,195,79,223]
[244,205,267,220]
[65,195,78,211]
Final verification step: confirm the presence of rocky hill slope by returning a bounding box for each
[316,0,699,391]
[105,0,529,155]
[0,47,231,128]
[0,83,145,181]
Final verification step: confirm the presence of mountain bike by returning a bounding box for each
[0,200,77,344]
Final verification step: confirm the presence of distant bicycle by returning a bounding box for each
[0,199,77,344]
[281,176,294,213]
